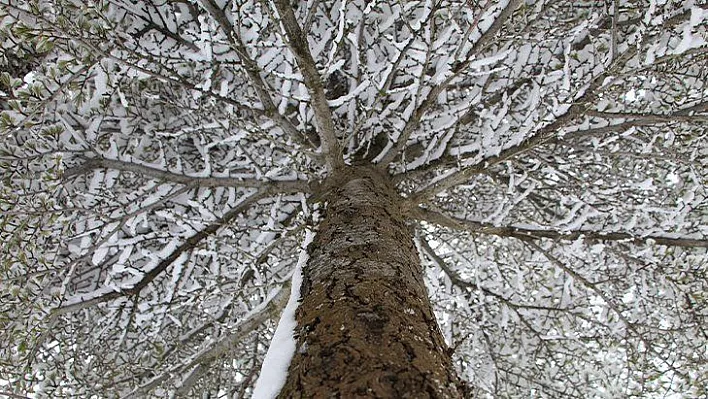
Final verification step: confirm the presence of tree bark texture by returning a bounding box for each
[279,166,463,398]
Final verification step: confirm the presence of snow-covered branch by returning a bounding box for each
[198,0,305,147]
[377,0,524,167]
[413,208,707,248]
[405,100,706,205]
[420,235,576,314]
[53,189,270,315]
[4,1,706,396]
[63,156,312,192]
[399,7,703,200]
[272,0,344,170]
[123,283,290,399]
[585,103,708,123]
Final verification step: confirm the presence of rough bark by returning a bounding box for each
[279,166,463,398]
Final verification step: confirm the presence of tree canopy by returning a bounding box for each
[0,0,706,397]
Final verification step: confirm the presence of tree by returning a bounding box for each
[0,0,706,397]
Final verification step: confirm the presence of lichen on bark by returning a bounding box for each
[279,166,463,398]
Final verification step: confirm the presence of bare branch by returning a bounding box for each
[0,392,33,399]
[419,235,483,293]
[128,10,200,52]
[610,0,619,62]
[524,240,692,381]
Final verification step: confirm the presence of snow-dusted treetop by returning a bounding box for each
[0,0,706,397]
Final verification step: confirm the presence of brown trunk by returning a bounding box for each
[279,166,462,398]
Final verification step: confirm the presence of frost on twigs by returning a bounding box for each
[0,0,706,398]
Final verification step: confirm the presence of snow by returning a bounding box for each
[327,80,371,107]
[673,6,707,54]
[635,178,656,191]
[251,229,315,399]
[467,49,511,71]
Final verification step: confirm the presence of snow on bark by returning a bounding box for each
[252,229,315,399]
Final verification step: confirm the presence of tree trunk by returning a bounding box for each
[279,166,463,398]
